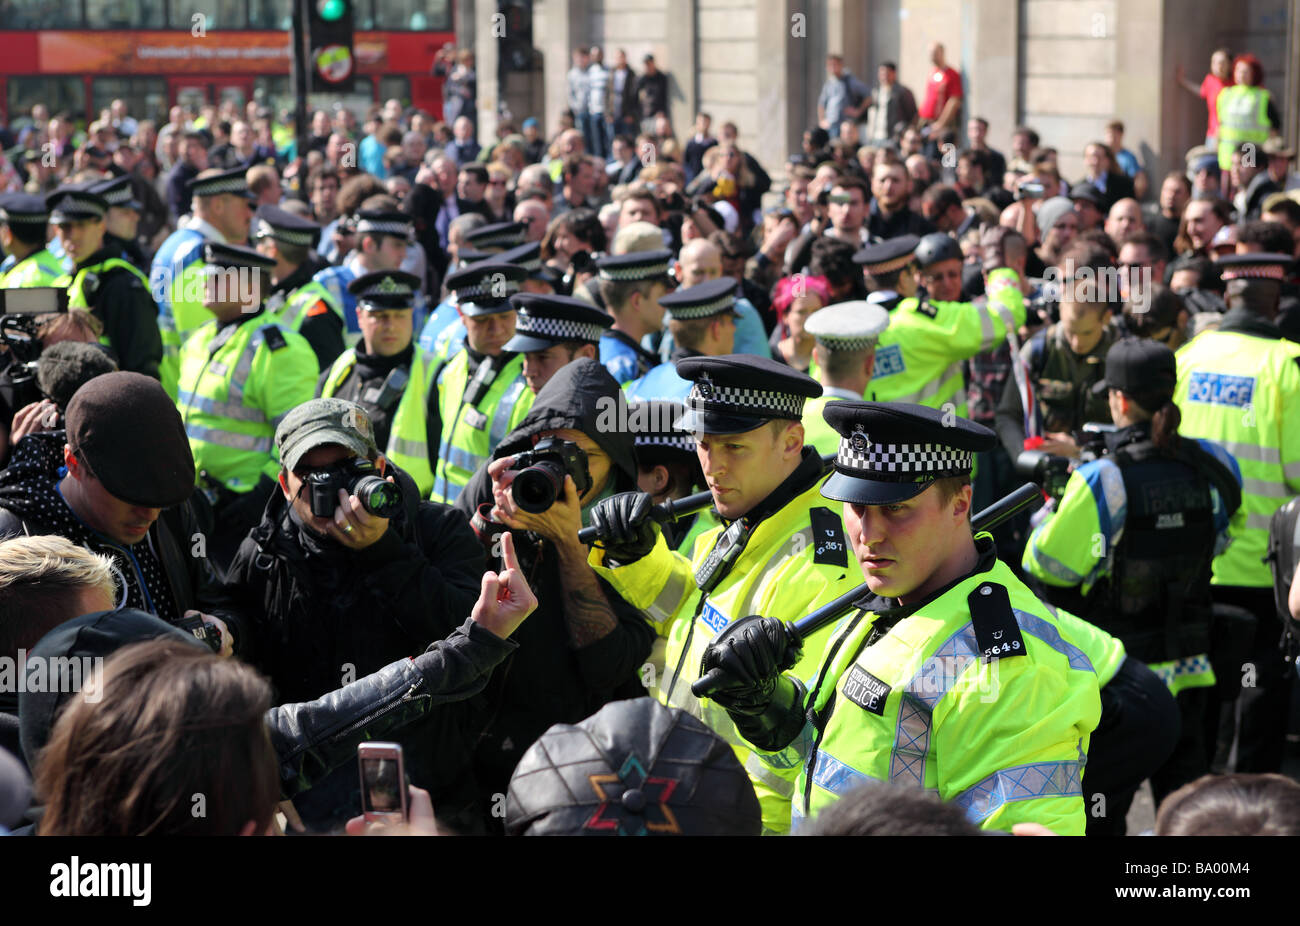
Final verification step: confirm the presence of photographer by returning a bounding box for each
[453,358,655,826]
[220,397,486,832]
[1023,339,1243,833]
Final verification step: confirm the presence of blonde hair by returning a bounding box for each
[0,536,118,657]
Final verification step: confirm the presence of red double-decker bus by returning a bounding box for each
[0,0,455,126]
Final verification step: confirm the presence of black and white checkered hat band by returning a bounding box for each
[635,433,696,452]
[836,438,972,479]
[255,219,314,247]
[599,260,671,281]
[454,280,519,302]
[194,178,249,196]
[667,293,734,319]
[517,311,605,343]
[688,382,804,420]
[356,218,412,237]
[51,197,104,218]
[102,187,133,206]
[814,334,880,351]
[517,256,542,271]
[477,232,525,248]
[357,285,415,300]
[0,210,46,223]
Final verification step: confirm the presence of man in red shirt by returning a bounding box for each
[919,42,963,136]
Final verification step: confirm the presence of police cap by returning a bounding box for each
[444,260,526,316]
[853,235,919,275]
[45,184,107,224]
[596,249,675,285]
[186,166,256,201]
[354,209,413,240]
[803,301,890,351]
[202,241,275,272]
[658,277,739,321]
[464,220,528,252]
[675,354,821,435]
[347,269,421,311]
[89,175,141,213]
[629,400,696,456]
[0,193,50,226]
[253,205,321,248]
[498,240,563,287]
[821,402,996,506]
[504,293,612,353]
[1215,251,1293,282]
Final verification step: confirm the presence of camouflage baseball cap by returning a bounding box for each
[275,398,378,473]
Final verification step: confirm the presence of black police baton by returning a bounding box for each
[576,451,838,546]
[691,481,1044,698]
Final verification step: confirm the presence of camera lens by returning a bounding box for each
[354,475,403,518]
[513,461,566,514]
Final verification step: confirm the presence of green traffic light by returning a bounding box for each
[317,0,346,21]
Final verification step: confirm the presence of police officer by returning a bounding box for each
[299,206,416,348]
[866,232,1026,416]
[252,205,344,370]
[176,241,318,566]
[1024,338,1243,832]
[853,235,919,310]
[504,292,613,396]
[318,270,440,496]
[627,399,717,556]
[625,277,740,405]
[801,301,891,455]
[586,355,864,832]
[1174,251,1300,774]
[431,261,533,505]
[463,220,529,254]
[596,249,675,385]
[90,175,149,273]
[46,184,162,380]
[150,166,257,397]
[0,194,63,288]
[419,240,562,368]
[696,402,1107,834]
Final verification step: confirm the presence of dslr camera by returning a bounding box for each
[305,457,403,518]
[1015,423,1115,501]
[511,437,592,514]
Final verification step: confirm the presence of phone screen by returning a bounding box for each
[360,757,403,814]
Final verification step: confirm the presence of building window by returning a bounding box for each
[167,0,247,29]
[372,0,451,31]
[91,78,170,125]
[6,0,83,28]
[249,0,293,29]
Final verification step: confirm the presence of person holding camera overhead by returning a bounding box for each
[220,397,486,833]
[451,357,655,829]
[1022,338,1243,834]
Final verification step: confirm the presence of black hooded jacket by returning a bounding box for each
[220,463,487,830]
[453,359,656,808]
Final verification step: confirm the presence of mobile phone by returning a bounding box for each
[0,288,69,316]
[358,742,409,824]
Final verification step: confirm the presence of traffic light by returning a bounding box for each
[308,0,354,92]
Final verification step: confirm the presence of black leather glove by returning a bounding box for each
[698,615,801,715]
[588,491,658,563]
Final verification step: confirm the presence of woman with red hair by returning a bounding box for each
[1215,53,1282,179]
[769,273,830,372]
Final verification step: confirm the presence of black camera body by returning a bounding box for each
[1015,423,1115,500]
[175,613,222,653]
[511,437,592,514]
[305,457,403,518]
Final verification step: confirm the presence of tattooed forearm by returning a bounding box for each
[556,543,618,647]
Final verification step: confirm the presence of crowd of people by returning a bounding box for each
[0,38,1298,839]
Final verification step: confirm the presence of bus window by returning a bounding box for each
[249,0,292,30]
[87,0,166,27]
[167,0,247,29]
[372,0,451,31]
[7,78,85,125]
[7,0,83,28]
[92,79,169,126]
